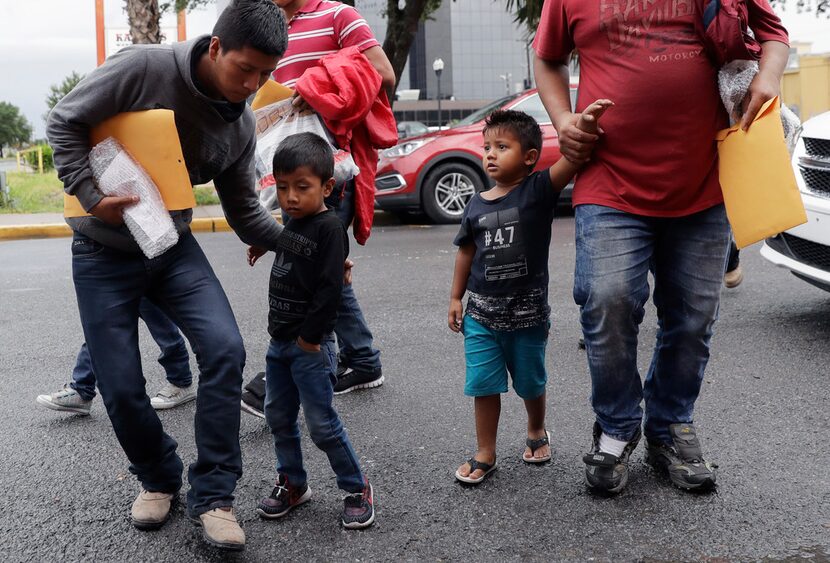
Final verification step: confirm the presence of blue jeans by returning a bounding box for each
[573,204,730,444]
[72,232,245,516]
[70,298,191,402]
[263,336,364,493]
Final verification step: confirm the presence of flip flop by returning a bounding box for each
[455,457,497,484]
[522,430,552,464]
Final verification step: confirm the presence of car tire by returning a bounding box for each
[421,162,484,224]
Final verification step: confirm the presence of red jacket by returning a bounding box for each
[295,47,398,245]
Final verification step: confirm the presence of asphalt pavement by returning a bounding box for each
[1,217,829,562]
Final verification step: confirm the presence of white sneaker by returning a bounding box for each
[36,384,92,415]
[150,382,197,410]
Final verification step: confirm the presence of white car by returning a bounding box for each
[761,111,830,291]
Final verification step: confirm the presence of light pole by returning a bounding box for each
[433,58,444,131]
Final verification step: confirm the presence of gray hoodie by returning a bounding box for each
[47,36,282,252]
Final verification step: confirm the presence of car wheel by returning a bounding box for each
[421,162,484,224]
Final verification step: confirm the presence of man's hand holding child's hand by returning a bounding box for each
[247,245,267,266]
[448,298,463,333]
[575,99,613,136]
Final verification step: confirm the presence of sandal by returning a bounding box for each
[522,430,551,464]
[454,456,497,484]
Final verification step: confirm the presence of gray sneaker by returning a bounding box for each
[36,384,92,415]
[150,382,197,410]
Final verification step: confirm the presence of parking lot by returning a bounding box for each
[1,217,829,561]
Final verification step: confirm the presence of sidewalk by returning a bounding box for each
[0,205,232,241]
[0,205,398,241]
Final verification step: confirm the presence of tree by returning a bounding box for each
[381,0,443,94]
[43,71,85,124]
[0,102,32,158]
[125,0,213,45]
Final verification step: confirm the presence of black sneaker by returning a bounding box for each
[342,479,374,529]
[257,474,311,519]
[645,423,717,491]
[241,372,266,419]
[333,367,384,395]
[582,422,641,494]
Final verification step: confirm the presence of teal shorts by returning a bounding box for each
[462,315,549,400]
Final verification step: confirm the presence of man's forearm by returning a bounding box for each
[533,55,573,131]
[758,40,789,82]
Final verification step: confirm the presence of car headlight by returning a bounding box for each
[382,138,434,158]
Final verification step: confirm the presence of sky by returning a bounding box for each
[1,0,829,139]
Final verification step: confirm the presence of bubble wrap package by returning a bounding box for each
[718,60,802,154]
[89,137,179,258]
[254,99,359,211]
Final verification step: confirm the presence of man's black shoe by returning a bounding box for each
[645,423,717,491]
[240,372,266,419]
[333,367,383,395]
[583,422,641,495]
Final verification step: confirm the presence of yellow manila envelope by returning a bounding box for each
[63,109,196,218]
[716,96,807,249]
[251,80,294,111]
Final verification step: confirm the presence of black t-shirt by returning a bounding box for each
[268,209,349,344]
[454,170,558,296]
[453,170,558,330]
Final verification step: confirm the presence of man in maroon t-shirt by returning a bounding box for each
[533,0,789,494]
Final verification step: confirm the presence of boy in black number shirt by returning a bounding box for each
[449,104,611,485]
[247,132,374,529]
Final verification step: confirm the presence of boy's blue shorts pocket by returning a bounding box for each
[462,315,549,400]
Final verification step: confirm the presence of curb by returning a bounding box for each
[0,217,233,241]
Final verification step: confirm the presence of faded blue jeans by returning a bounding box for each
[264,336,365,493]
[573,204,731,445]
[70,298,191,401]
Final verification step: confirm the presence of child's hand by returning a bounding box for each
[448,299,463,333]
[575,99,613,136]
[296,336,321,353]
[247,245,267,266]
[344,259,354,285]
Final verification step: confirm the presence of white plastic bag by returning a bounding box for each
[253,98,359,211]
[89,137,179,259]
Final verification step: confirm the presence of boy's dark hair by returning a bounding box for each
[213,0,287,57]
[272,132,334,182]
[483,109,543,156]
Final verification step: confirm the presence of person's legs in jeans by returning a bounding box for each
[574,204,655,442]
[263,339,306,487]
[643,204,730,444]
[327,182,382,376]
[72,234,183,494]
[144,233,246,517]
[139,298,192,387]
[293,335,365,492]
[69,343,97,401]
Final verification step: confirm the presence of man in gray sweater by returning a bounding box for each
[46,0,286,551]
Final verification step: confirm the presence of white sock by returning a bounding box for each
[599,433,628,458]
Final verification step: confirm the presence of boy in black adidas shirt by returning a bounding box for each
[247,132,374,529]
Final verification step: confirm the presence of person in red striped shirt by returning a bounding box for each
[241,0,394,418]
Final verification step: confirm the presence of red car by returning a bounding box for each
[375,88,576,223]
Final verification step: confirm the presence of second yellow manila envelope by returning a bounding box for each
[251,80,294,111]
[716,96,806,249]
[64,109,196,218]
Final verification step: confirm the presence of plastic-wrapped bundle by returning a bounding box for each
[89,137,179,258]
[718,59,802,154]
[253,99,359,211]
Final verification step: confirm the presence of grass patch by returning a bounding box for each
[1,171,64,213]
[193,185,220,206]
[0,171,221,213]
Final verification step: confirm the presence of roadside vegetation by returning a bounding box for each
[0,170,219,214]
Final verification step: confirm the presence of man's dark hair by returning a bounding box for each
[272,132,334,182]
[213,0,287,56]
[482,109,543,156]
